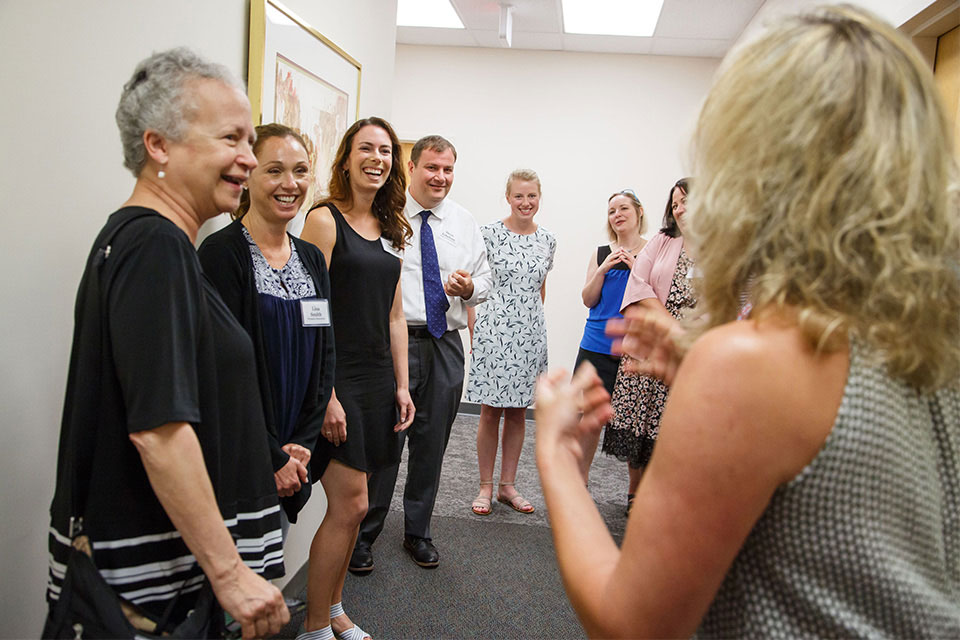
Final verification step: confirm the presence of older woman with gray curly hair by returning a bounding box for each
[45,48,289,638]
[536,5,959,638]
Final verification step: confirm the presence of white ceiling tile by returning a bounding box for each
[470,29,506,47]
[402,0,763,57]
[654,0,765,39]
[563,33,654,54]
[509,0,564,31]
[396,25,478,46]
[511,30,565,50]
[650,36,730,57]
[452,0,563,31]
[450,0,501,30]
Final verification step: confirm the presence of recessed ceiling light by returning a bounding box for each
[562,0,664,37]
[397,0,465,29]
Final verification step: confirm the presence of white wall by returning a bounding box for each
[392,45,720,379]
[0,1,396,634]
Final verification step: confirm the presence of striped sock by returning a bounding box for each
[296,625,334,640]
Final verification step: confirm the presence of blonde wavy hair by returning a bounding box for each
[689,4,959,391]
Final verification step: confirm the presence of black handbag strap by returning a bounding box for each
[68,209,157,537]
[64,210,212,634]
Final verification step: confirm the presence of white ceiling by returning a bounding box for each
[396,0,768,58]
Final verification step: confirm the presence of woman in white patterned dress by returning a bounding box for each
[466,169,556,515]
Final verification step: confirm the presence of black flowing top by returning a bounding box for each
[48,208,284,621]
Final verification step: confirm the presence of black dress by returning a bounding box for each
[310,203,402,474]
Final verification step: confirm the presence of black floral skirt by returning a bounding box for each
[601,355,669,469]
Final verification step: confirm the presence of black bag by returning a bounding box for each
[41,211,223,639]
[42,543,222,639]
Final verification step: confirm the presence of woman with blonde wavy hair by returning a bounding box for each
[299,117,415,640]
[535,5,959,638]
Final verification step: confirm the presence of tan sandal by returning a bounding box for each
[471,481,494,516]
[497,482,534,514]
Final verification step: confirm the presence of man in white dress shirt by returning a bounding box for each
[351,135,491,571]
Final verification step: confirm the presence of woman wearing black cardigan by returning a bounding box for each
[199,123,335,527]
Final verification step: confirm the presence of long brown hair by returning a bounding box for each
[316,117,411,251]
[660,178,690,238]
[234,123,310,220]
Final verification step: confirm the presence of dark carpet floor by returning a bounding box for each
[279,413,632,639]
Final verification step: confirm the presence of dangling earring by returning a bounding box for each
[157,167,166,179]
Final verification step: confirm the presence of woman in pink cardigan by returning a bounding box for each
[601,178,694,514]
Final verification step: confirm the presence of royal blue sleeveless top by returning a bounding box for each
[579,245,631,355]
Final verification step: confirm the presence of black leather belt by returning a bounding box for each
[408,325,433,339]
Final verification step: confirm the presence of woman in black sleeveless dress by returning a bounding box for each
[298,117,414,640]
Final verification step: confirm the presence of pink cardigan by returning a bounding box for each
[620,232,685,311]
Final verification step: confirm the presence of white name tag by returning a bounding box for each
[381,236,403,258]
[301,298,331,327]
[440,230,457,246]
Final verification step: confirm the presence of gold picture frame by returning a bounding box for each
[247,0,362,229]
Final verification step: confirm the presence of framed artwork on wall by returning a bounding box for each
[248,0,362,232]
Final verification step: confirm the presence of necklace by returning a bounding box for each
[618,241,643,254]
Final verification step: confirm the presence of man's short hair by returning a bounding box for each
[410,135,457,166]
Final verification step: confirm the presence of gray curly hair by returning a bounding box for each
[116,47,243,177]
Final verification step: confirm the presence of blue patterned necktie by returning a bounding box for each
[419,211,450,338]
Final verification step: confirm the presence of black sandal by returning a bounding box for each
[625,493,635,516]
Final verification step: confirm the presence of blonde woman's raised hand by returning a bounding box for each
[535,363,613,464]
[608,308,687,386]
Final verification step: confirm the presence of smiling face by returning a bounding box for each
[672,185,688,234]
[607,194,641,238]
[408,147,455,209]
[247,135,310,224]
[343,124,392,196]
[164,78,257,220]
[507,179,541,223]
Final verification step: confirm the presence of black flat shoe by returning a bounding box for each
[348,544,374,575]
[402,536,439,568]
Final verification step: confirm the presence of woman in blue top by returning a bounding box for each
[574,190,646,481]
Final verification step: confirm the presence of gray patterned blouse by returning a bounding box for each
[697,342,960,638]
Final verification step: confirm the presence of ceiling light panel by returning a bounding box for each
[397,0,465,29]
[562,0,665,37]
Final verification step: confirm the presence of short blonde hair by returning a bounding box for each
[690,4,959,391]
[505,169,541,197]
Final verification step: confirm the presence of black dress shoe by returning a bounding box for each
[348,543,374,575]
[402,536,439,568]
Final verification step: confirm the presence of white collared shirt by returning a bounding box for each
[401,192,491,330]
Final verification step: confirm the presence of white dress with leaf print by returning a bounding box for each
[466,220,556,408]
